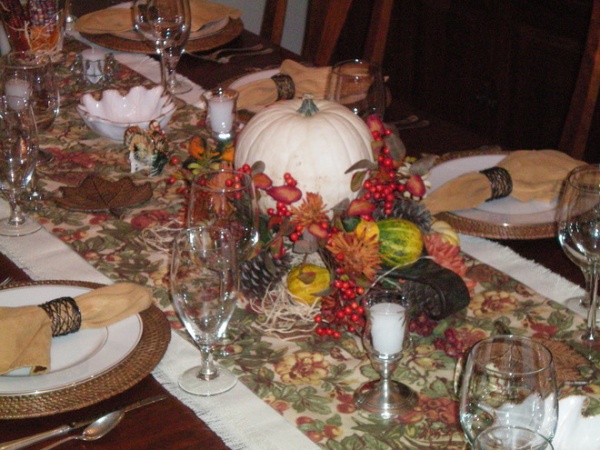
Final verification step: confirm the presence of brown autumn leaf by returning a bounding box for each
[57,174,153,213]
[533,338,592,388]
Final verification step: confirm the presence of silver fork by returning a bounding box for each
[216,48,273,64]
[0,277,12,287]
[189,44,264,62]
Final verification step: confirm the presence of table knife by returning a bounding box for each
[0,394,167,450]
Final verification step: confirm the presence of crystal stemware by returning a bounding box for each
[170,226,239,396]
[0,95,41,236]
[326,59,386,119]
[132,0,191,94]
[459,335,558,446]
[353,288,417,419]
[187,169,259,264]
[0,51,59,208]
[557,164,600,341]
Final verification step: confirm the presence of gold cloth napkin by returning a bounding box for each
[235,60,332,111]
[0,283,153,375]
[422,150,585,215]
[75,0,241,35]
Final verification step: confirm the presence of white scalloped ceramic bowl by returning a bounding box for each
[77,86,176,141]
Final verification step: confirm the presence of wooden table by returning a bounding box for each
[0,3,585,448]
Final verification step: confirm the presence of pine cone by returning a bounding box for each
[240,251,292,300]
[373,197,432,233]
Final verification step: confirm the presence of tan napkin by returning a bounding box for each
[75,0,241,35]
[235,60,332,111]
[422,150,586,215]
[0,283,153,375]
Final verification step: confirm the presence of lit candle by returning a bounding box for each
[203,87,239,140]
[370,302,406,355]
[81,48,106,84]
[4,78,31,110]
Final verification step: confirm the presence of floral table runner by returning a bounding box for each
[26,40,600,448]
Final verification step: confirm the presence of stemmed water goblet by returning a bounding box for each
[170,226,239,395]
[556,164,600,341]
[459,335,558,448]
[0,51,60,209]
[0,95,41,236]
[353,288,417,419]
[132,0,191,94]
[326,59,386,120]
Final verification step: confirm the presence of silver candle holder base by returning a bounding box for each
[354,355,417,419]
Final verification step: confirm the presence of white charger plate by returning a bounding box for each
[0,284,141,396]
[429,152,557,239]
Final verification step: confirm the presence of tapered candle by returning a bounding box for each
[370,302,406,355]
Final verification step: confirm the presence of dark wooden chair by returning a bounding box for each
[260,0,395,66]
[559,0,600,161]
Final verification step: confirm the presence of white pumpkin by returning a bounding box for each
[235,96,374,212]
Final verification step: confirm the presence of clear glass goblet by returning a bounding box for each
[474,425,555,450]
[187,169,259,264]
[557,164,600,341]
[164,41,192,95]
[353,288,417,419]
[459,335,558,446]
[0,95,41,236]
[326,59,386,120]
[170,226,239,396]
[132,0,191,94]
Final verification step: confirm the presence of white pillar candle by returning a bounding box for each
[208,96,235,133]
[4,78,31,110]
[81,48,106,84]
[370,302,407,355]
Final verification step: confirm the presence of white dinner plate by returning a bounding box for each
[229,68,280,90]
[0,284,142,396]
[429,153,557,238]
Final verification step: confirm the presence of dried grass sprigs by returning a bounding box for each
[138,219,182,254]
[248,283,319,340]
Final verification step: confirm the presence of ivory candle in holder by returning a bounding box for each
[4,78,31,110]
[202,87,239,141]
[370,302,406,355]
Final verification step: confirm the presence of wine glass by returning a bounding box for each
[557,164,600,341]
[170,226,239,396]
[132,0,191,94]
[326,59,386,119]
[187,169,259,264]
[459,335,558,446]
[164,34,192,95]
[0,51,59,208]
[474,426,555,450]
[0,95,41,236]
[353,288,417,419]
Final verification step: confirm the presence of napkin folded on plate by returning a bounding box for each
[75,0,241,35]
[0,283,153,376]
[422,149,585,215]
[236,59,332,111]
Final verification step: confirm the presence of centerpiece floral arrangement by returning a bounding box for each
[178,95,471,339]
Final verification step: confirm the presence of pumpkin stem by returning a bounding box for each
[297,94,319,117]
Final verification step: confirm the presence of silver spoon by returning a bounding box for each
[39,411,124,450]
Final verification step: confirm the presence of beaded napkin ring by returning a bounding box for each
[480,167,513,200]
[271,74,295,100]
[38,297,82,337]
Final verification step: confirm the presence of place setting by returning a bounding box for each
[1,2,600,448]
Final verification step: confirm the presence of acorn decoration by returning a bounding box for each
[124,120,170,176]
